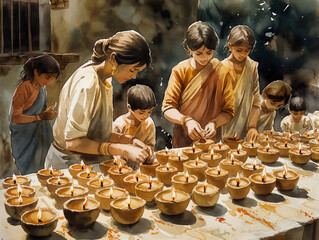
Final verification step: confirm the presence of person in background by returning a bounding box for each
[162,21,235,148]
[258,80,291,133]
[221,25,261,142]
[45,30,152,169]
[9,55,60,174]
[280,96,312,134]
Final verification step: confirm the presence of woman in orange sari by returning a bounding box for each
[162,21,235,148]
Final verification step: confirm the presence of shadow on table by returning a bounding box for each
[7,217,20,226]
[112,218,153,235]
[232,197,258,208]
[292,162,318,172]
[278,186,309,198]
[262,161,283,167]
[195,203,227,217]
[145,201,158,210]
[158,210,196,225]
[26,232,67,240]
[254,193,285,203]
[66,222,107,239]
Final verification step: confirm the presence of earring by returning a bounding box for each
[111,65,117,76]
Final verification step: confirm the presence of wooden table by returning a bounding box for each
[1,156,319,240]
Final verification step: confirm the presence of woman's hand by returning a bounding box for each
[122,145,149,164]
[132,138,154,164]
[204,122,217,139]
[185,119,205,140]
[39,103,57,120]
[246,128,259,142]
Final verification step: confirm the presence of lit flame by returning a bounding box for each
[172,188,176,201]
[217,165,221,174]
[178,150,181,160]
[253,159,257,170]
[210,148,214,156]
[236,172,240,187]
[17,184,22,195]
[99,175,104,187]
[37,208,42,223]
[12,173,17,184]
[284,141,288,147]
[237,144,242,154]
[83,198,88,210]
[80,160,85,169]
[203,180,207,193]
[165,147,168,154]
[298,143,302,154]
[119,162,123,174]
[195,157,199,166]
[127,195,131,208]
[57,177,61,185]
[231,153,235,164]
[109,187,113,198]
[314,128,318,133]
[266,135,269,141]
[86,167,91,178]
[289,129,293,134]
[283,163,288,179]
[250,140,254,147]
[135,172,139,182]
[266,144,270,152]
[261,168,266,182]
[218,140,223,148]
[18,195,23,205]
[289,133,293,140]
[185,171,189,182]
[70,184,74,196]
[234,133,238,140]
[192,144,196,153]
[149,176,152,189]
[113,156,118,165]
[166,163,170,171]
[49,165,53,175]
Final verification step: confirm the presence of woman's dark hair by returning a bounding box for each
[91,30,152,68]
[226,25,256,50]
[127,84,156,111]
[263,80,291,105]
[18,55,61,85]
[182,21,219,52]
[289,96,307,111]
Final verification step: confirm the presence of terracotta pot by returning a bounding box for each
[155,189,190,215]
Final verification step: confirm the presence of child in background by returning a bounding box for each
[280,96,312,134]
[113,84,156,161]
[307,111,319,130]
[221,25,261,142]
[258,80,291,133]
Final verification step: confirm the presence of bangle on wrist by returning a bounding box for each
[100,142,111,156]
[180,115,192,126]
[209,119,218,128]
[247,126,257,131]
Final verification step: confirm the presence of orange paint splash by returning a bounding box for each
[237,208,275,229]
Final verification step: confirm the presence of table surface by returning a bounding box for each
[1,155,319,240]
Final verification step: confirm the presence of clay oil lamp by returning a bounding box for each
[219,153,242,176]
[205,165,228,189]
[309,136,319,148]
[155,147,175,165]
[87,175,114,194]
[274,141,296,157]
[249,168,276,195]
[257,144,280,163]
[99,156,127,176]
[183,157,208,181]
[200,148,223,167]
[227,173,251,200]
[123,171,148,194]
[182,144,202,160]
[289,143,311,164]
[194,138,214,152]
[273,163,299,191]
[242,140,261,157]
[223,133,244,149]
[63,197,100,227]
[228,144,248,163]
[192,181,219,207]
[263,130,281,138]
[2,173,31,189]
[241,159,264,178]
[135,177,164,202]
[108,162,133,187]
[20,208,58,237]
[155,164,178,186]
[300,131,316,143]
[77,168,101,187]
[171,171,198,193]
[283,130,300,138]
[155,187,190,215]
[258,135,276,147]
[55,184,89,205]
[37,166,64,186]
[69,160,93,178]
[208,140,230,158]
[5,184,35,199]
[140,161,160,177]
[46,176,72,195]
[5,195,38,220]
[95,187,128,211]
[168,150,189,172]
[110,195,146,224]
[311,147,319,161]
[283,133,300,144]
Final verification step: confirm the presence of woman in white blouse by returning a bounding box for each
[45,30,152,169]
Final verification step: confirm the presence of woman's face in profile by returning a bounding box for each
[112,63,146,83]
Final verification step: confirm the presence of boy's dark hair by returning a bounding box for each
[127,84,156,111]
[263,80,291,105]
[289,96,307,112]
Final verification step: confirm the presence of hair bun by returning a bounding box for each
[91,38,111,61]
